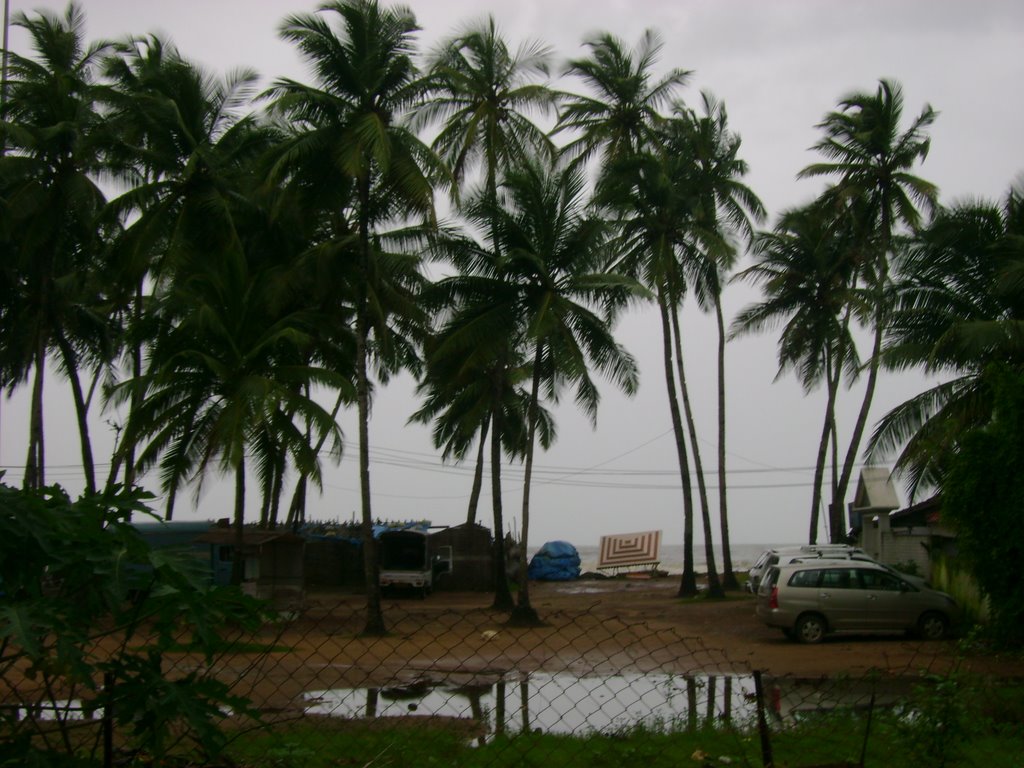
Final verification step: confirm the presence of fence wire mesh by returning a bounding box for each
[3,586,1023,768]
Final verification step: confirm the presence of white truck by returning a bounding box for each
[378,529,452,598]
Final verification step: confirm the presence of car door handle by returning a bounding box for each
[866,594,877,600]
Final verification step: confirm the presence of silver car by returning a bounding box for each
[756,561,957,643]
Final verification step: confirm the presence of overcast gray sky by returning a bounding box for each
[2,0,1023,547]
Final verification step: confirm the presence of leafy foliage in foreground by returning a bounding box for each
[943,366,1024,647]
[0,481,268,766]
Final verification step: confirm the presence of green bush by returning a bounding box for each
[0,480,269,766]
[943,366,1024,647]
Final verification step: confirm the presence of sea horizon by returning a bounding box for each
[530,542,799,576]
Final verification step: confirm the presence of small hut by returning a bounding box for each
[428,523,493,591]
[195,529,305,605]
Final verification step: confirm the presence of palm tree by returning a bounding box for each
[560,28,712,595]
[554,29,689,177]
[732,201,861,543]
[113,250,345,586]
[102,37,274,501]
[411,292,549,611]
[267,0,440,635]
[0,3,112,493]
[869,184,1024,495]
[798,79,937,540]
[675,94,765,586]
[413,17,558,579]
[484,156,640,625]
[597,140,707,595]
[418,15,557,208]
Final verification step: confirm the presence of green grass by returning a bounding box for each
[222,703,1024,768]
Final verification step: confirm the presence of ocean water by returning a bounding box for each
[567,543,799,575]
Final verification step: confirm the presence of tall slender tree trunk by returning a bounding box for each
[489,388,514,611]
[55,333,96,495]
[831,312,884,541]
[510,347,543,626]
[357,179,385,636]
[230,457,246,586]
[670,308,722,597]
[833,225,891,542]
[466,415,490,525]
[23,339,46,490]
[712,296,738,589]
[267,458,285,530]
[288,389,346,529]
[809,353,840,544]
[656,294,697,597]
[125,281,144,489]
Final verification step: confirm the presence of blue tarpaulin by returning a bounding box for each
[528,540,581,581]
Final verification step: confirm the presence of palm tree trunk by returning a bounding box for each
[670,308,723,597]
[23,338,46,490]
[165,484,178,522]
[809,353,840,544]
[489,392,514,611]
[656,293,697,597]
[832,210,894,542]
[125,280,144,489]
[231,457,246,586]
[510,347,543,626]
[712,296,738,589]
[466,415,490,525]
[55,332,96,495]
[357,178,385,636]
[287,389,346,530]
[267,458,284,530]
[832,312,884,541]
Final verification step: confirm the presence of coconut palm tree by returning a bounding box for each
[267,0,440,635]
[419,15,557,208]
[113,247,345,586]
[798,79,937,540]
[869,184,1024,496]
[674,94,765,586]
[0,3,112,492]
[483,155,640,625]
[597,138,709,596]
[554,29,689,177]
[559,29,715,595]
[102,37,275,503]
[732,201,861,543]
[415,216,563,611]
[412,18,559,573]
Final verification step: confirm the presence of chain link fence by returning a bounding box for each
[3,589,1023,767]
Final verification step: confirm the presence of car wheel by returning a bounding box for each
[918,611,948,641]
[795,613,826,644]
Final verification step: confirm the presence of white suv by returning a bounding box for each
[746,545,872,593]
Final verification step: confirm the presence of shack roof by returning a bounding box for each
[195,530,304,547]
[851,467,900,511]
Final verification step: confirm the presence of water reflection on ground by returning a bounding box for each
[305,673,758,736]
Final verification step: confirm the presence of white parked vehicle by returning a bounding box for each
[746,545,872,593]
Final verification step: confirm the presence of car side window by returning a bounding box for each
[821,568,853,589]
[788,569,821,588]
[857,569,903,591]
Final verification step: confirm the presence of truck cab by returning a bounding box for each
[378,529,452,597]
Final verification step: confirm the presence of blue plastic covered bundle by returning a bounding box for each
[527,540,581,581]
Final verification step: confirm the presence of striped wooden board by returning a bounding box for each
[597,530,662,570]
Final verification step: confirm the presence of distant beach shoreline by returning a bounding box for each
[530,543,798,576]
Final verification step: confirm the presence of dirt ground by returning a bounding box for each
[224,575,1023,712]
